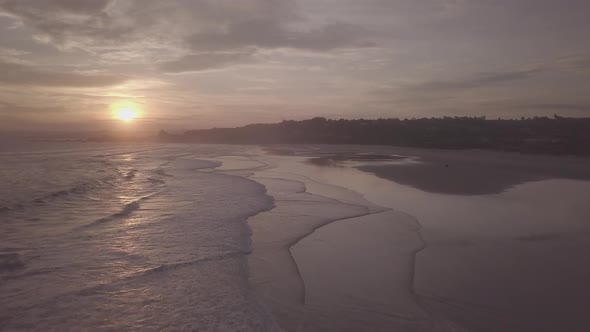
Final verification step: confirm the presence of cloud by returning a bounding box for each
[186,19,372,52]
[410,67,545,91]
[0,60,129,87]
[522,103,590,111]
[0,0,374,78]
[0,0,297,48]
[0,100,66,115]
[158,52,254,73]
[556,53,590,72]
[0,0,112,15]
[0,0,123,46]
[370,67,545,102]
[0,0,371,55]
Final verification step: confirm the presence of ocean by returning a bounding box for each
[0,142,278,331]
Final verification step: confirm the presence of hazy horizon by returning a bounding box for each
[1,0,590,133]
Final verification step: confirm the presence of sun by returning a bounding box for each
[111,101,142,123]
[115,108,138,122]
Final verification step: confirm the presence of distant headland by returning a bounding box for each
[153,116,590,156]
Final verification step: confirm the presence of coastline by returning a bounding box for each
[5,143,590,331]
[229,152,436,330]
[246,175,376,329]
[233,145,590,331]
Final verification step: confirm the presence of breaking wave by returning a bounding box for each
[80,192,162,229]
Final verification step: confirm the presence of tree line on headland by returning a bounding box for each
[156,116,590,155]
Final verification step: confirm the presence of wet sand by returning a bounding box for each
[224,146,590,331]
[291,211,440,331]
[304,146,590,195]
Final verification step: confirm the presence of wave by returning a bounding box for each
[30,179,107,206]
[0,182,100,213]
[147,177,166,185]
[5,189,85,214]
[140,252,248,276]
[155,168,174,177]
[16,251,251,311]
[8,166,159,212]
[79,192,162,229]
[93,147,170,158]
[124,168,138,180]
[0,253,26,272]
[115,200,141,217]
[33,189,73,203]
[82,201,141,228]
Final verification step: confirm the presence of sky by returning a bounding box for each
[1,0,589,133]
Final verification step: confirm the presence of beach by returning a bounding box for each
[241,145,590,331]
[2,143,590,331]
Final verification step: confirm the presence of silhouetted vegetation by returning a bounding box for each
[160,116,590,155]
